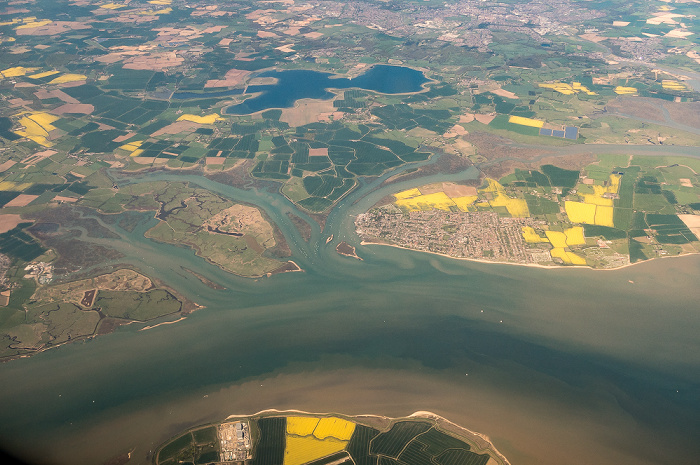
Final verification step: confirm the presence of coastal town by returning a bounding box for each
[356,207,552,265]
[355,155,700,270]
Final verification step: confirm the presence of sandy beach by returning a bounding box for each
[360,240,699,272]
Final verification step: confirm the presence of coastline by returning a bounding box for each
[144,226,294,279]
[408,411,511,465]
[360,240,700,272]
[336,241,362,260]
[221,408,509,465]
[139,317,187,332]
[268,260,303,276]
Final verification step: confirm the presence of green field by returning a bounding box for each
[370,421,432,458]
[250,418,286,465]
[0,301,100,358]
[95,289,181,321]
[250,122,434,212]
[493,154,700,267]
[112,183,285,276]
[157,432,195,465]
[155,415,502,465]
[347,425,381,465]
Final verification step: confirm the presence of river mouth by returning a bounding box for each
[0,156,699,465]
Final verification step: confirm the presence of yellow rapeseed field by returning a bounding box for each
[595,205,614,227]
[608,174,621,192]
[14,112,59,147]
[140,7,172,14]
[480,178,529,217]
[564,226,586,246]
[29,112,59,128]
[550,247,587,265]
[15,119,51,146]
[119,141,145,157]
[508,115,544,128]
[177,114,221,124]
[119,141,143,151]
[284,436,346,465]
[313,417,355,441]
[566,250,587,265]
[580,174,620,207]
[480,178,502,193]
[527,227,585,258]
[490,195,529,217]
[614,86,637,95]
[594,184,613,198]
[662,80,686,90]
[1,66,39,78]
[545,231,568,248]
[452,195,478,212]
[0,181,33,192]
[287,417,319,437]
[49,74,87,84]
[16,19,52,29]
[100,3,127,9]
[539,83,574,95]
[572,82,597,95]
[28,70,59,79]
[148,0,172,4]
[1,67,25,78]
[539,81,595,95]
[565,201,596,224]
[521,226,547,243]
[393,188,421,200]
[582,192,613,207]
[3,16,51,29]
[392,179,526,216]
[283,416,354,465]
[395,192,456,211]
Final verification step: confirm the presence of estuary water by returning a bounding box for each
[0,157,699,465]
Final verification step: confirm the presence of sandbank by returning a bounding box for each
[139,317,186,331]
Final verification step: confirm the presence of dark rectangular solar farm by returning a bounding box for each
[539,126,578,140]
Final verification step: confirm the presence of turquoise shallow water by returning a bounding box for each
[0,156,699,465]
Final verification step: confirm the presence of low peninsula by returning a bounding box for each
[154,410,509,465]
